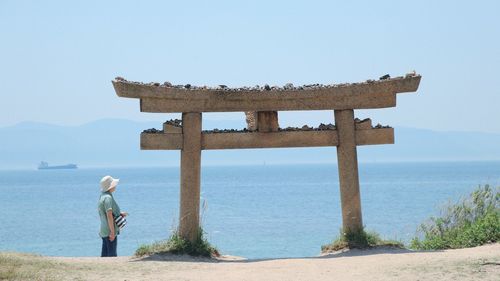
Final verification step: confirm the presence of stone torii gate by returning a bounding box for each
[113,74,421,243]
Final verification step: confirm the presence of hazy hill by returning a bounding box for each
[1,119,500,169]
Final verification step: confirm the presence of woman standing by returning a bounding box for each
[98,175,127,257]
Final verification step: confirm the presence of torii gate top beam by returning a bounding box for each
[112,75,421,113]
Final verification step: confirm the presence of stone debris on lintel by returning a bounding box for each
[164,119,182,127]
[141,124,392,134]
[114,72,419,93]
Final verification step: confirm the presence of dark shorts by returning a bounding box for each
[101,236,118,257]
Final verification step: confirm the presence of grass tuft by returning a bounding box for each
[410,185,499,250]
[135,227,219,258]
[321,228,403,253]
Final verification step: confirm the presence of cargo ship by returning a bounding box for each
[38,161,78,170]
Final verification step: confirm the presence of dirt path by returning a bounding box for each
[1,244,499,281]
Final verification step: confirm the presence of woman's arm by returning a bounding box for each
[106,209,116,241]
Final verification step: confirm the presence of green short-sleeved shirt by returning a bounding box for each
[98,191,121,238]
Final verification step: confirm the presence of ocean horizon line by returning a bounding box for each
[2,159,500,172]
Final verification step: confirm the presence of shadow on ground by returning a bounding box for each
[132,246,443,264]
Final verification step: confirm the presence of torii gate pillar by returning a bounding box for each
[179,112,202,242]
[335,109,363,233]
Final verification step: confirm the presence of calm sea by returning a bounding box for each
[0,162,499,259]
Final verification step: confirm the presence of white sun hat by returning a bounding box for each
[100,175,120,192]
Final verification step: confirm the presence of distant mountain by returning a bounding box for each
[357,127,500,162]
[1,119,500,169]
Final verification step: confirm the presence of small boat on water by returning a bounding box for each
[38,161,78,170]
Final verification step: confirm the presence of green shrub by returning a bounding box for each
[411,185,500,250]
[135,227,219,257]
[322,228,403,252]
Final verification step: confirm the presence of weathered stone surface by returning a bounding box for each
[140,127,394,150]
[244,112,258,131]
[203,130,338,150]
[257,111,279,132]
[179,113,202,243]
[163,123,182,134]
[113,75,421,113]
[141,132,183,150]
[355,127,394,145]
[335,109,363,233]
[355,118,372,130]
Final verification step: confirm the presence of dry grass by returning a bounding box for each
[0,252,71,281]
[135,227,219,258]
[322,229,404,253]
[0,252,103,281]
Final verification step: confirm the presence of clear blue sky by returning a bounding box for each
[1,0,499,132]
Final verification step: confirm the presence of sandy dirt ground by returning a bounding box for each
[3,243,499,281]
